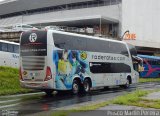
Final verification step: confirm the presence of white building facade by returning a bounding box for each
[122,0,160,49]
[0,0,160,54]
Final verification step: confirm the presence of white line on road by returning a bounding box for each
[0,103,20,109]
[0,99,20,104]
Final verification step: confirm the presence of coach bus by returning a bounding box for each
[138,55,160,78]
[19,30,139,95]
[0,40,19,68]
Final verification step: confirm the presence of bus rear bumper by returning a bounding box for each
[20,80,54,89]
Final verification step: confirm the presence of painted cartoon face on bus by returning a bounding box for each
[53,50,89,90]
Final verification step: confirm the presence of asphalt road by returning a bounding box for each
[0,82,160,116]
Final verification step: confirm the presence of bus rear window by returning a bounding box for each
[20,31,47,56]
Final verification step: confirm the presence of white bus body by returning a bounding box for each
[20,30,139,94]
[0,40,19,68]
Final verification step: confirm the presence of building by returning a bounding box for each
[0,0,160,55]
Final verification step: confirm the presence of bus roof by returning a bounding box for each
[49,30,127,45]
[138,55,160,60]
[0,40,19,45]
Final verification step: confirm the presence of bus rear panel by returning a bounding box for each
[20,30,54,89]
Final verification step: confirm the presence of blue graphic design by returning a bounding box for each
[53,50,90,90]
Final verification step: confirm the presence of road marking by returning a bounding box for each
[0,92,44,99]
[0,99,20,104]
[0,103,20,109]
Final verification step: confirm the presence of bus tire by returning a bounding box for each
[83,79,91,93]
[72,79,81,95]
[121,77,131,89]
[44,89,53,95]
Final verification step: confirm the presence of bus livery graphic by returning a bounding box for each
[138,55,160,78]
[53,50,90,89]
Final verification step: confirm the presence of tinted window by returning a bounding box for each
[86,38,128,56]
[53,33,86,50]
[90,62,131,73]
[53,33,128,56]
[128,43,137,56]
[0,42,2,51]
[87,39,109,53]
[2,43,7,52]
[8,44,14,52]
[14,45,19,53]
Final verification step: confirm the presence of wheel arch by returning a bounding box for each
[127,75,132,84]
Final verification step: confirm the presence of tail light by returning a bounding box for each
[44,66,52,81]
[19,67,23,81]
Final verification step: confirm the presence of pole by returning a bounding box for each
[100,17,102,36]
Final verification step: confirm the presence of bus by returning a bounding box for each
[19,30,139,95]
[0,40,19,68]
[138,55,160,78]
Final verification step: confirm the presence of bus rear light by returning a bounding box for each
[44,66,52,81]
[19,67,23,81]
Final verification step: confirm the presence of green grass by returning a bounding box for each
[139,78,160,83]
[111,90,149,105]
[111,89,160,109]
[0,66,32,96]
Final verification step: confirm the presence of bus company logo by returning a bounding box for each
[80,52,87,60]
[29,33,37,43]
[23,71,27,76]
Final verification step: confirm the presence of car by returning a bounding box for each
[12,24,38,31]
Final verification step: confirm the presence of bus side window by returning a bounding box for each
[133,62,139,72]
[14,45,19,53]
[0,42,2,51]
[73,37,86,51]
[53,33,72,50]
[2,43,8,52]
[8,44,14,52]
[87,39,107,52]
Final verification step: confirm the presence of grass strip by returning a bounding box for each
[111,89,160,109]
[0,66,32,96]
[139,78,160,83]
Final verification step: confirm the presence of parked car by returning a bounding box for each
[12,24,38,31]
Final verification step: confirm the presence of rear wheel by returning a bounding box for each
[72,80,81,95]
[124,78,130,88]
[120,78,130,89]
[83,79,91,93]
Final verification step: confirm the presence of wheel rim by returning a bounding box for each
[126,79,130,87]
[73,83,79,94]
[84,81,89,92]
